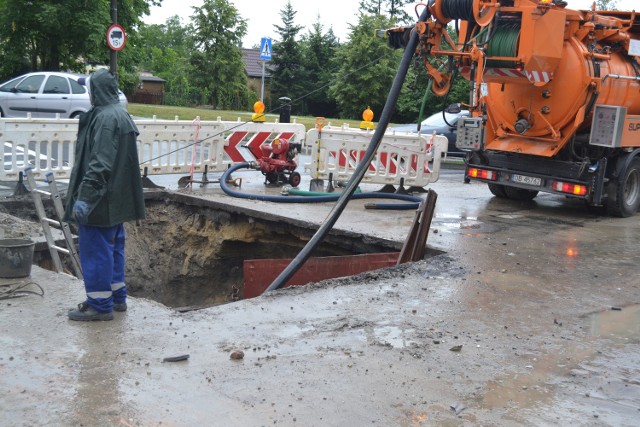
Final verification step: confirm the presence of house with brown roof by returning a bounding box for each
[132,50,272,106]
[242,48,274,104]
[132,72,166,105]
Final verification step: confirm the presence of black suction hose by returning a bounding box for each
[220,162,423,206]
[265,8,429,292]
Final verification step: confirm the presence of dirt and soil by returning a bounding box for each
[125,193,402,308]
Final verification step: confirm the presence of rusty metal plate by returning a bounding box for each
[243,252,400,298]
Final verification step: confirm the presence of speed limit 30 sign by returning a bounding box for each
[107,24,126,51]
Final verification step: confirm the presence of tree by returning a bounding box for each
[0,0,105,78]
[138,15,192,56]
[137,16,197,106]
[358,0,411,24]
[0,0,160,91]
[188,0,249,109]
[270,1,306,114]
[299,19,340,117]
[329,13,401,119]
[595,0,618,10]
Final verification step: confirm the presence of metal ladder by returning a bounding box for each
[24,169,83,279]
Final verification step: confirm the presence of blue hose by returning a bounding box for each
[220,162,423,209]
[253,5,429,292]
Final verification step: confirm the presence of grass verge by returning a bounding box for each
[127,103,363,131]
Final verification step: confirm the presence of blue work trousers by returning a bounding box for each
[78,224,126,313]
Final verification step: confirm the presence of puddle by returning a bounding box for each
[368,325,417,348]
[477,305,640,414]
[496,214,524,220]
[584,304,640,343]
[436,220,500,234]
[436,213,479,221]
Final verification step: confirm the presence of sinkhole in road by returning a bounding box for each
[124,192,405,310]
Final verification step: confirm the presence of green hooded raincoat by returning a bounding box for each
[64,69,145,226]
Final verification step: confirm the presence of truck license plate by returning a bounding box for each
[512,174,542,187]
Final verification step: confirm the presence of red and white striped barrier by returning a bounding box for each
[0,116,306,181]
[306,124,448,188]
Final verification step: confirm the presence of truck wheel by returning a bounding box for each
[606,157,640,217]
[488,183,508,198]
[504,186,538,201]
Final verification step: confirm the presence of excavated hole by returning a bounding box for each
[124,193,405,310]
[1,191,439,310]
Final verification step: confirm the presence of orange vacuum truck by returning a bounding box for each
[390,0,640,216]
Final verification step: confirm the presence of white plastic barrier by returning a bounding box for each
[306,124,448,188]
[1,118,78,181]
[136,117,306,177]
[0,117,306,181]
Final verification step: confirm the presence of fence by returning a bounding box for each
[131,92,164,105]
[305,124,448,188]
[2,117,448,190]
[0,116,307,181]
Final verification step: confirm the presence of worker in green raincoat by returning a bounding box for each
[64,69,145,321]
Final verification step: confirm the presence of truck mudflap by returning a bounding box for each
[464,156,608,205]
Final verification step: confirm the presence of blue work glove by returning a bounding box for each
[72,201,90,225]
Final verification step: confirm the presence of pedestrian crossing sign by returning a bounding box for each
[260,37,272,60]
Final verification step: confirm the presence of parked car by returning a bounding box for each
[391,110,470,157]
[3,142,49,169]
[0,71,127,119]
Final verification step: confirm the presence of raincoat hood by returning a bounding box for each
[89,69,121,107]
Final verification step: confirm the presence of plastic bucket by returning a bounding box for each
[0,238,35,278]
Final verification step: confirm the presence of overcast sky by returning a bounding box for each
[146,0,638,49]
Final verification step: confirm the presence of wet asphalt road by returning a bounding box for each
[1,164,639,426]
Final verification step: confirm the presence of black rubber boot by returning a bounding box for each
[68,302,114,321]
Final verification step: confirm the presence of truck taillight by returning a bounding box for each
[468,167,497,181]
[552,181,587,196]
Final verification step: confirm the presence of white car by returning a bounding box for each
[391,110,470,157]
[0,71,128,119]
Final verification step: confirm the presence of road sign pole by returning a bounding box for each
[259,37,272,103]
[261,61,265,101]
[110,0,117,78]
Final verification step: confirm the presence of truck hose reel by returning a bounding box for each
[434,0,501,26]
[441,0,475,22]
[485,25,520,68]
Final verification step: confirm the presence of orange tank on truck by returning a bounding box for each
[386,0,640,217]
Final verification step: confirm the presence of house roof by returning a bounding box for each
[242,48,274,78]
[136,51,270,82]
[139,72,166,83]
